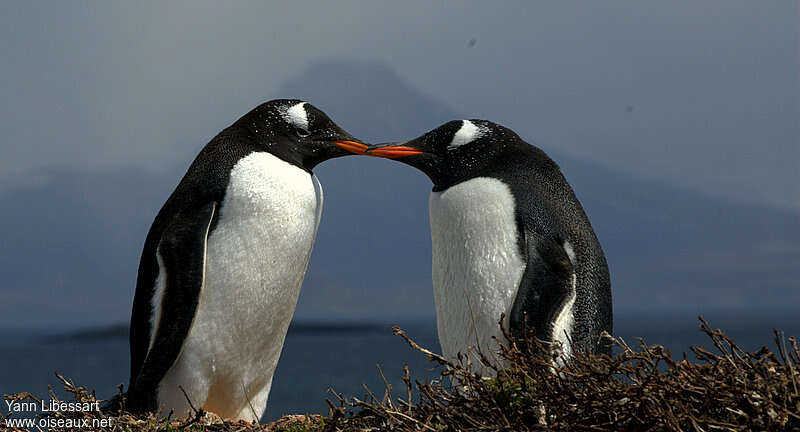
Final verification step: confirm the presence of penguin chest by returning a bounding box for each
[429,177,526,362]
[192,152,320,368]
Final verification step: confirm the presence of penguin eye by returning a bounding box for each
[294,126,311,138]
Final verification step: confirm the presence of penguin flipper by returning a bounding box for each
[131,201,217,411]
[311,174,324,236]
[509,230,574,353]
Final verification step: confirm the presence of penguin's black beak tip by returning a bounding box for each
[364,142,424,159]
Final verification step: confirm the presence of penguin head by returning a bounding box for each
[361,120,520,189]
[239,99,368,171]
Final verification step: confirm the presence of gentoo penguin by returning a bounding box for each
[359,120,611,366]
[127,99,367,420]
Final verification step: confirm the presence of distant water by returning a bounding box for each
[1,310,797,423]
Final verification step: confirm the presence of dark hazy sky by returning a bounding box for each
[2,2,798,208]
[1,2,798,329]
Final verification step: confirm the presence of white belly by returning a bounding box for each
[157,152,321,421]
[429,177,525,371]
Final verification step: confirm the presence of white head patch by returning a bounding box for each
[448,120,486,150]
[281,102,309,130]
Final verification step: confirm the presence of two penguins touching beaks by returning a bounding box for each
[125,99,612,421]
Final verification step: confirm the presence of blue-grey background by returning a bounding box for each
[1,1,798,423]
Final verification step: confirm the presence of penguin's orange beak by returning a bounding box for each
[333,140,368,155]
[364,145,424,159]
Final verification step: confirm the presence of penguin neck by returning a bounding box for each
[263,140,343,174]
[264,144,315,174]
[232,120,319,174]
[429,158,497,192]
[430,144,555,192]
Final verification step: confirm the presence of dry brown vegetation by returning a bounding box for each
[3,317,799,431]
